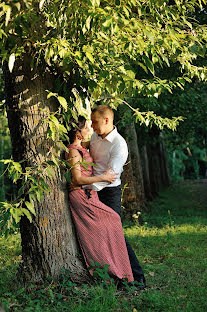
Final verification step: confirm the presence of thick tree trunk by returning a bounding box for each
[3,56,89,283]
[121,122,145,216]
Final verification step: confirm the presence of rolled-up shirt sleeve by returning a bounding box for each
[108,141,128,177]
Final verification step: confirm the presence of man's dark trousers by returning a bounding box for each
[98,185,145,284]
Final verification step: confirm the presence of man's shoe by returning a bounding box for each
[134,277,146,290]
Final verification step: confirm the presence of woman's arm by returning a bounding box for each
[68,149,117,186]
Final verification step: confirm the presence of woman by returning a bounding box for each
[66,116,134,283]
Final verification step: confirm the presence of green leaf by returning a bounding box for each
[138,62,148,74]
[0,159,12,164]
[64,170,71,182]
[35,190,43,203]
[75,51,82,59]
[14,2,21,11]
[103,16,112,28]
[126,70,135,79]
[25,201,36,216]
[39,0,46,10]
[13,171,21,183]
[22,208,32,222]
[13,162,22,173]
[57,96,68,110]
[39,177,50,192]
[46,166,56,179]
[18,185,25,197]
[59,124,67,134]
[86,52,95,63]
[143,56,155,75]
[10,208,22,224]
[50,115,60,129]
[47,91,57,99]
[8,53,15,73]
[5,5,11,26]
[76,59,83,68]
[86,16,91,31]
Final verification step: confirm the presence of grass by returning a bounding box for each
[1,180,207,311]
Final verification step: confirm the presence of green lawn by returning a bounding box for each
[1,181,207,311]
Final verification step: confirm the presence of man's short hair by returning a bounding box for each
[91,105,114,119]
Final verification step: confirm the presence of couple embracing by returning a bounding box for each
[66,105,145,288]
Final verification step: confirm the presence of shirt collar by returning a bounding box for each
[103,126,117,142]
[94,126,117,142]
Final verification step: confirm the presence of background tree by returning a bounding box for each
[0,0,206,283]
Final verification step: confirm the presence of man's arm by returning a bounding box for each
[83,140,128,191]
[108,140,128,177]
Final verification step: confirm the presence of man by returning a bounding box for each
[89,105,146,288]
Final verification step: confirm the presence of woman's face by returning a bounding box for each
[80,121,90,140]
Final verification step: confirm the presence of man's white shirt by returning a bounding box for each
[83,127,128,191]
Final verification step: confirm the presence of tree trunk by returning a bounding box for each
[121,122,145,216]
[159,133,170,187]
[147,129,170,197]
[127,122,145,206]
[121,151,139,216]
[140,145,153,200]
[3,56,89,283]
[147,144,160,197]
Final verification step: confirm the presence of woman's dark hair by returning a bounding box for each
[68,116,86,143]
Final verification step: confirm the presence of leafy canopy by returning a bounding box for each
[0,0,207,127]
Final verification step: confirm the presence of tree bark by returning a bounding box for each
[121,122,145,216]
[3,56,89,283]
[146,129,170,197]
[146,127,161,198]
[140,145,153,200]
[159,133,170,187]
[147,144,159,197]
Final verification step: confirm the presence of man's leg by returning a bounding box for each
[98,186,122,216]
[98,186,145,285]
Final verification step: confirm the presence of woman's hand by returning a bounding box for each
[102,168,118,183]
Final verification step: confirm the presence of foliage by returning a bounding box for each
[0,0,207,120]
[119,79,207,181]
[0,157,66,235]
[1,181,207,311]
[162,82,207,180]
[167,142,207,180]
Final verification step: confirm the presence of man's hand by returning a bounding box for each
[102,168,118,183]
